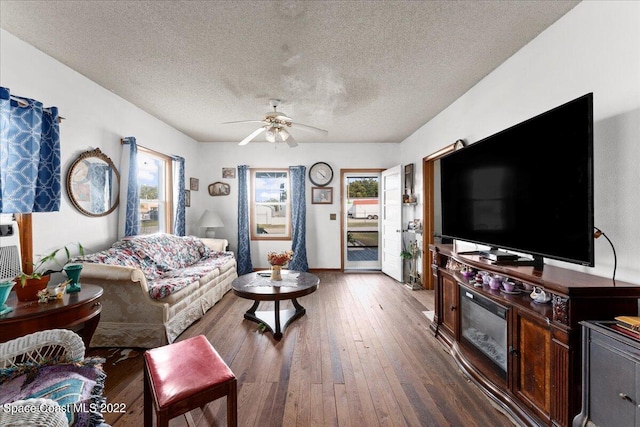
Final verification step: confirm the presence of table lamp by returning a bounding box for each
[199,210,224,238]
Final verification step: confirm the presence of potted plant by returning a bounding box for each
[401,240,421,289]
[16,243,84,301]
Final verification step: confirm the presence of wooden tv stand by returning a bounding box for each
[429,243,640,427]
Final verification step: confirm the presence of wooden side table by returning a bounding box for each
[232,271,319,340]
[0,283,103,348]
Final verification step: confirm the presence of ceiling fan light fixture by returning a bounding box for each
[286,134,298,148]
[279,128,290,141]
[265,128,276,143]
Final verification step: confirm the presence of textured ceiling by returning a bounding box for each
[0,1,579,143]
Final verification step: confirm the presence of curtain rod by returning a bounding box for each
[120,138,150,151]
[9,95,65,121]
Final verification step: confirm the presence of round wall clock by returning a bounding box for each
[309,162,333,187]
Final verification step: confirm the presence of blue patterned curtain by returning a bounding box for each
[119,137,139,237]
[289,166,309,271]
[172,156,185,236]
[0,87,61,213]
[236,165,253,274]
[88,162,109,213]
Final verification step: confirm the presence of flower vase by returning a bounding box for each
[64,263,83,293]
[0,280,15,315]
[270,265,282,281]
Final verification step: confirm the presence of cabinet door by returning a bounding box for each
[589,332,636,427]
[441,272,458,338]
[512,309,552,423]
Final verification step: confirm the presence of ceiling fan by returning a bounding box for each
[222,99,328,147]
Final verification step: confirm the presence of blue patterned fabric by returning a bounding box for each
[34,106,61,212]
[172,156,185,236]
[236,165,253,275]
[0,87,61,213]
[289,166,309,271]
[89,162,109,213]
[122,137,139,236]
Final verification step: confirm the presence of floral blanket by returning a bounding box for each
[75,234,234,299]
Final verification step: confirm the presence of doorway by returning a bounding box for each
[343,171,381,270]
[422,142,459,289]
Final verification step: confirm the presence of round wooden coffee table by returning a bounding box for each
[232,270,319,340]
[0,283,103,348]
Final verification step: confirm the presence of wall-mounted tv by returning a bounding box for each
[440,93,594,268]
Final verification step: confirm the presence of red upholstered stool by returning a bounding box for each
[144,335,237,427]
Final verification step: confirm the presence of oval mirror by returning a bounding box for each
[66,148,120,217]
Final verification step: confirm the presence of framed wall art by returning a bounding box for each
[190,177,199,191]
[185,189,191,207]
[222,168,236,179]
[312,187,333,204]
[208,181,230,196]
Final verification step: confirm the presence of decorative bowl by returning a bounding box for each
[462,270,475,279]
[502,281,516,292]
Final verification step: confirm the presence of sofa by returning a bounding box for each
[75,233,237,348]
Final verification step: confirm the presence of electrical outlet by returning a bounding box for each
[330,213,336,220]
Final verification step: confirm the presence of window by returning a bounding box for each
[250,169,290,240]
[137,147,173,234]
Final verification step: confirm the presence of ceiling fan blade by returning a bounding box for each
[222,120,265,125]
[239,127,265,146]
[292,122,328,135]
[285,134,298,148]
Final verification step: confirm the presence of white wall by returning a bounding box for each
[0,30,202,257]
[401,1,640,284]
[195,142,400,269]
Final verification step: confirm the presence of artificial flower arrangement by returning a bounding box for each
[267,250,293,266]
[37,279,70,303]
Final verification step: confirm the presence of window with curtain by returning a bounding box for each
[137,147,174,234]
[250,169,291,240]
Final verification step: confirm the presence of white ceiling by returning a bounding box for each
[0,1,579,144]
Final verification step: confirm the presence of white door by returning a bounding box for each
[381,165,403,282]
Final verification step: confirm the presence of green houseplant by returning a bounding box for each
[16,243,84,301]
[401,240,421,288]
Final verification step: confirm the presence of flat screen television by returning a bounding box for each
[440,93,594,268]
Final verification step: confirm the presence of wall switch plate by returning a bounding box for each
[330,213,336,220]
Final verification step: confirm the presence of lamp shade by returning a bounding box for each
[199,210,224,238]
[199,210,224,228]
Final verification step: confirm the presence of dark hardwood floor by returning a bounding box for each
[87,272,515,426]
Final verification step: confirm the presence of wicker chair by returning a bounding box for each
[0,329,87,427]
